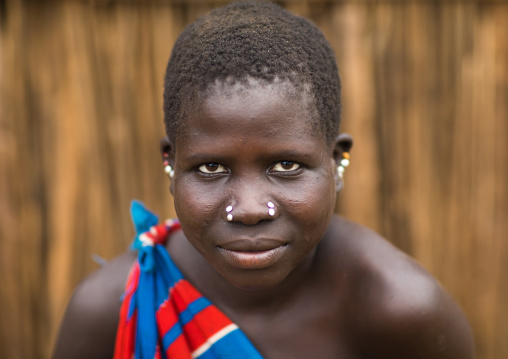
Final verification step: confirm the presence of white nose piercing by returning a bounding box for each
[226,205,233,221]
[267,202,275,216]
[226,203,275,221]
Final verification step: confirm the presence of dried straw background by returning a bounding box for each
[1,0,507,358]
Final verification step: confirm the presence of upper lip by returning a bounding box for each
[218,238,287,252]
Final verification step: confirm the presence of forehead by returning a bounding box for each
[173,80,332,165]
[176,79,324,149]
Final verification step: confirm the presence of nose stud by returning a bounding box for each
[226,205,233,221]
[224,202,277,222]
[267,202,275,216]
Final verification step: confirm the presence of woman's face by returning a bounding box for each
[172,80,338,290]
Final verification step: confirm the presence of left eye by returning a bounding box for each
[271,161,300,172]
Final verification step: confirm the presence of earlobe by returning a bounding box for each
[332,133,353,161]
[160,136,175,161]
[332,133,353,192]
[160,137,176,194]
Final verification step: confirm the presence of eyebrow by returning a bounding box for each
[180,148,320,163]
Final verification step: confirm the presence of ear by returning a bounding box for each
[160,136,175,161]
[332,133,353,161]
[160,136,176,195]
[331,133,353,192]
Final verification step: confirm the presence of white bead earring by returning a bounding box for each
[337,152,350,180]
[164,164,175,179]
[163,154,174,179]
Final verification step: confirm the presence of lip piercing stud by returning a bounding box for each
[267,201,275,216]
[226,205,233,221]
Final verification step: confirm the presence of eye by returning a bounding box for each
[271,161,300,172]
[198,163,228,174]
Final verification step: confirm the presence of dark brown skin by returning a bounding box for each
[53,80,474,359]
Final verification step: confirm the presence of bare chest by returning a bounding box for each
[227,295,358,359]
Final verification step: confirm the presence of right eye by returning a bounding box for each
[271,160,301,172]
[198,163,228,174]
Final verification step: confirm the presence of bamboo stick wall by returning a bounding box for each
[1,1,507,358]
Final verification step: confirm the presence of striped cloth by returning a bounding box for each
[114,201,263,359]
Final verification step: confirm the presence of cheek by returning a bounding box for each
[280,172,336,238]
[173,178,225,235]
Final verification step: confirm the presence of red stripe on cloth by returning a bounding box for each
[114,311,137,359]
[165,334,193,359]
[156,297,180,336]
[156,279,234,354]
[182,305,234,352]
[150,222,181,245]
[155,279,201,336]
[150,224,169,245]
[155,345,163,359]
[124,262,141,298]
[114,262,141,359]
[171,280,206,312]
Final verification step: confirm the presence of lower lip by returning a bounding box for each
[219,245,288,269]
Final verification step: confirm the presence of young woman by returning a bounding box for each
[53,2,473,358]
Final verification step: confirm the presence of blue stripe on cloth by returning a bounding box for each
[127,290,137,320]
[194,329,264,359]
[161,297,212,350]
[179,297,211,325]
[161,322,183,351]
[155,245,184,283]
[136,270,158,359]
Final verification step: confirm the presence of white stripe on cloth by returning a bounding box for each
[191,323,239,358]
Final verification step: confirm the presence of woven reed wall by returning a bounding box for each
[1,1,507,358]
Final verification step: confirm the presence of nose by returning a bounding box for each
[224,182,279,225]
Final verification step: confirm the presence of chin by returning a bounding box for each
[220,268,290,291]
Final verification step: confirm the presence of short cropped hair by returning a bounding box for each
[163,0,341,145]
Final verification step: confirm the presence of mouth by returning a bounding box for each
[217,241,288,269]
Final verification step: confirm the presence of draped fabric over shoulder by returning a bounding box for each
[114,201,264,359]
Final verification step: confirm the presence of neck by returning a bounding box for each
[209,248,318,313]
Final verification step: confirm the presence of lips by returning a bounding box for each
[218,238,286,252]
[217,238,288,269]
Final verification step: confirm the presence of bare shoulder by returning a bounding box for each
[325,216,474,359]
[52,250,137,359]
